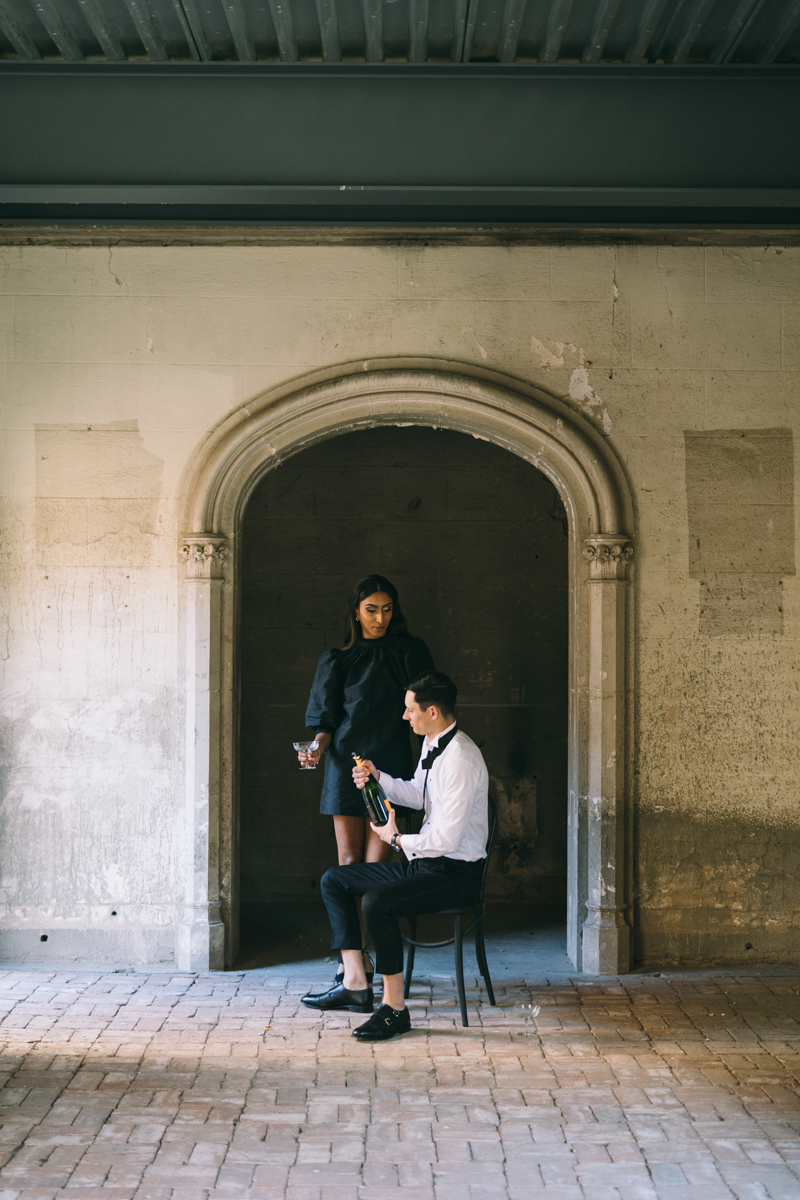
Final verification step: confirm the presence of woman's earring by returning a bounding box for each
[356,615,360,621]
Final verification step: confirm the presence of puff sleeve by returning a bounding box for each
[305,649,345,735]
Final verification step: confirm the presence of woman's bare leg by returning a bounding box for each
[333,815,366,866]
[365,819,392,863]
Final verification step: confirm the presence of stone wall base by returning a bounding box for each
[636,912,800,967]
[0,928,175,965]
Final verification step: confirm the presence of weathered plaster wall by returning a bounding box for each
[1,241,799,965]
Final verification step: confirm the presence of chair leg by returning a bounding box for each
[454,913,468,1027]
[404,916,417,1000]
[475,919,496,1007]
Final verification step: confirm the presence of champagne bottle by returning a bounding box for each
[352,754,391,826]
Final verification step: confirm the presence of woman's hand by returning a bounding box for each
[352,758,378,788]
[298,731,331,768]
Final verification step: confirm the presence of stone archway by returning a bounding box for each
[177,360,634,976]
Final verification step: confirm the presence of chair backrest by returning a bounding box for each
[478,792,498,902]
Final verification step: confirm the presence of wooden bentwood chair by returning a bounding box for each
[402,793,498,1027]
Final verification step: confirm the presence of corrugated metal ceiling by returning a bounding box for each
[1,0,799,65]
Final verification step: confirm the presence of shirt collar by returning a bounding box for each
[424,719,457,751]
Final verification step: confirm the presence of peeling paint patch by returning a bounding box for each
[568,368,612,433]
[531,336,566,368]
[529,337,611,432]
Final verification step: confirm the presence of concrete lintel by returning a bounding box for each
[4,223,800,247]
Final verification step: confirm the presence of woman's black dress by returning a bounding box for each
[305,633,434,817]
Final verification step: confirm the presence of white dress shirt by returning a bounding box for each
[378,721,489,862]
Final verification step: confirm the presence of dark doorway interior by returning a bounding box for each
[238,425,568,965]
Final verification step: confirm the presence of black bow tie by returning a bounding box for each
[421,725,458,770]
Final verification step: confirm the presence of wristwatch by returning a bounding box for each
[390,833,401,852]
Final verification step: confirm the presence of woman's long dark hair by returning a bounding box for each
[342,574,409,649]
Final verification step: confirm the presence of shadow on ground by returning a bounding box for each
[235,900,570,978]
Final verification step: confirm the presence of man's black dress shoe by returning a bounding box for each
[352,1004,411,1040]
[301,983,374,1013]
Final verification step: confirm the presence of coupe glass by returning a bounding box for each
[293,740,319,770]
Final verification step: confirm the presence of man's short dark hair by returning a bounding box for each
[407,672,457,717]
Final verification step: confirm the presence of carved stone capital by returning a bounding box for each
[584,535,633,580]
[181,535,228,580]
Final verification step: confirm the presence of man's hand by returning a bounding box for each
[352,758,379,788]
[371,804,398,845]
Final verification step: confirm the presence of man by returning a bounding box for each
[302,671,489,1041]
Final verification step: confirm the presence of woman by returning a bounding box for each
[299,574,434,981]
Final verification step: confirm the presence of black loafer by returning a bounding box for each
[301,983,374,1013]
[352,1004,411,1040]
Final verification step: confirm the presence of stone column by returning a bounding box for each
[581,535,632,976]
[177,536,227,972]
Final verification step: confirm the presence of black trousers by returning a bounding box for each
[320,857,483,976]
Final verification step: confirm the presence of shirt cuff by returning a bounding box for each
[400,833,419,860]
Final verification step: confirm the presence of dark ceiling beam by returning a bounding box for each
[3,63,800,225]
[76,0,126,59]
[669,0,716,63]
[409,0,428,61]
[315,0,341,60]
[30,0,84,58]
[498,0,526,63]
[581,0,621,63]
[624,0,669,63]
[221,0,254,59]
[0,0,41,57]
[170,0,210,60]
[761,0,800,63]
[5,183,800,226]
[363,0,382,60]
[268,0,297,60]
[120,0,168,59]
[713,0,765,63]
[461,0,479,61]
[541,0,574,62]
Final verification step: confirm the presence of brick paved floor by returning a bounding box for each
[0,964,798,1199]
